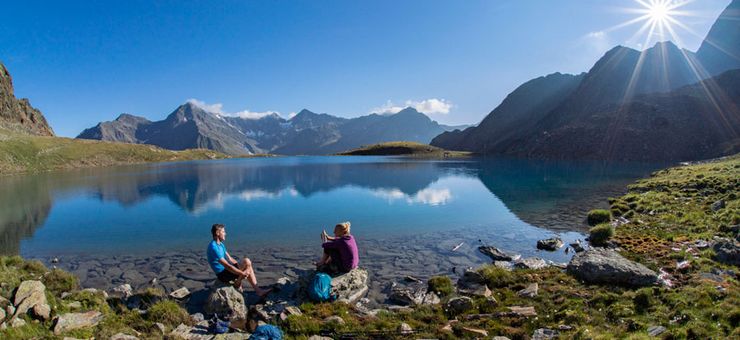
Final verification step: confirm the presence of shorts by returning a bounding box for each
[216,270,240,283]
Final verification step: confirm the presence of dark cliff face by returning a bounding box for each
[0,63,54,136]
[431,2,740,162]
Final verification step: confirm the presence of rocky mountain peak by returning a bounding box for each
[0,62,54,136]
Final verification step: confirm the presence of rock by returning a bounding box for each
[398,322,413,335]
[647,325,666,336]
[170,287,191,299]
[204,284,247,321]
[6,305,15,317]
[712,239,740,266]
[10,317,26,328]
[324,315,344,324]
[537,237,563,251]
[445,296,474,315]
[492,337,512,340]
[420,291,441,305]
[331,268,369,304]
[155,322,166,334]
[170,322,214,340]
[517,283,538,298]
[457,281,491,298]
[12,280,50,321]
[308,336,333,340]
[711,200,725,211]
[532,328,559,340]
[493,261,514,270]
[0,306,5,322]
[111,333,140,340]
[110,284,133,299]
[570,241,585,253]
[507,306,537,317]
[82,287,107,298]
[567,248,659,287]
[388,283,432,306]
[479,246,519,261]
[285,306,302,316]
[51,257,60,264]
[514,257,548,270]
[462,327,488,337]
[66,301,82,309]
[190,313,205,323]
[53,311,104,334]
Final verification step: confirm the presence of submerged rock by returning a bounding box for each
[479,246,519,262]
[537,237,563,251]
[567,248,658,287]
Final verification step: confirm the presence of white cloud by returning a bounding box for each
[186,98,280,120]
[372,98,453,115]
[372,187,452,206]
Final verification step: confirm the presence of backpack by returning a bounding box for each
[308,272,335,302]
[249,324,283,340]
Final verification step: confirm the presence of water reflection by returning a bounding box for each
[0,156,663,255]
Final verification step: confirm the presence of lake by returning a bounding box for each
[0,156,663,301]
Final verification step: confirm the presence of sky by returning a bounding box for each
[0,0,732,137]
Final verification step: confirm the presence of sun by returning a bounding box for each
[647,1,671,22]
[608,0,696,48]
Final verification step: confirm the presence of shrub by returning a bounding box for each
[147,300,190,326]
[43,268,79,296]
[587,209,611,226]
[589,224,614,246]
[428,276,453,297]
[478,265,514,288]
[633,288,653,313]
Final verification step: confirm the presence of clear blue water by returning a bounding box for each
[0,156,663,263]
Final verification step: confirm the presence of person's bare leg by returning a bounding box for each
[316,253,330,267]
[232,260,249,291]
[242,257,271,297]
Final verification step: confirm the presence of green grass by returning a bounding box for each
[428,276,454,297]
[336,141,473,157]
[587,209,611,226]
[589,224,614,246]
[0,127,235,174]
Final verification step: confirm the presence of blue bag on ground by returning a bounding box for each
[249,324,283,340]
[308,272,334,302]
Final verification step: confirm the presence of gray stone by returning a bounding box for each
[204,284,247,321]
[66,301,82,309]
[517,283,538,298]
[461,327,488,337]
[155,322,166,334]
[507,306,537,317]
[110,284,133,299]
[570,241,585,253]
[53,311,104,334]
[445,296,474,315]
[711,199,725,211]
[323,315,345,324]
[457,281,491,298]
[493,261,514,270]
[190,312,205,323]
[331,268,369,304]
[532,328,559,340]
[10,317,26,328]
[567,248,658,287]
[111,333,140,340]
[170,287,191,299]
[647,325,666,336]
[479,246,519,261]
[13,280,45,306]
[12,280,50,321]
[514,257,548,270]
[492,337,512,340]
[398,322,413,335]
[388,283,438,306]
[537,238,564,251]
[0,306,5,322]
[712,239,740,266]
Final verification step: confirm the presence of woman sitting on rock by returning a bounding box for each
[317,221,359,274]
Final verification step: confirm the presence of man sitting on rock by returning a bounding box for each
[207,223,271,297]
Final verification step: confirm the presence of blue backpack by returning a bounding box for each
[308,272,335,302]
[249,324,283,340]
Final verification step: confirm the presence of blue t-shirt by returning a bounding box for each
[207,240,227,274]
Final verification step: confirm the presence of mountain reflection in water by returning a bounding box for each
[0,156,663,256]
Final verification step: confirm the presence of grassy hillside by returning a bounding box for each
[0,128,234,174]
[337,141,472,157]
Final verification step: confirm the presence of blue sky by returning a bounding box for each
[0,0,731,137]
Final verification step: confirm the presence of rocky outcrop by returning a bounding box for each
[567,248,658,287]
[537,237,563,251]
[12,280,51,321]
[0,62,54,136]
[388,282,440,306]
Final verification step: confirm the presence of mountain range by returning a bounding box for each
[78,103,466,155]
[432,0,740,161]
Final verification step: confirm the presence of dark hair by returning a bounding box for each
[211,223,225,238]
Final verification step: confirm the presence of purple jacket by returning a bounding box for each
[322,235,359,271]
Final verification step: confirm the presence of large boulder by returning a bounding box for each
[457,270,491,298]
[53,311,104,334]
[567,248,658,287]
[712,238,740,266]
[537,238,563,251]
[331,268,369,304]
[204,282,247,320]
[12,280,50,321]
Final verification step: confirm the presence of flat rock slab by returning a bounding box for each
[567,248,658,287]
[53,311,104,334]
[479,246,519,262]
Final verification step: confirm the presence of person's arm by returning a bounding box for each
[225,251,238,266]
[219,258,245,276]
[322,230,335,241]
[322,238,339,249]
